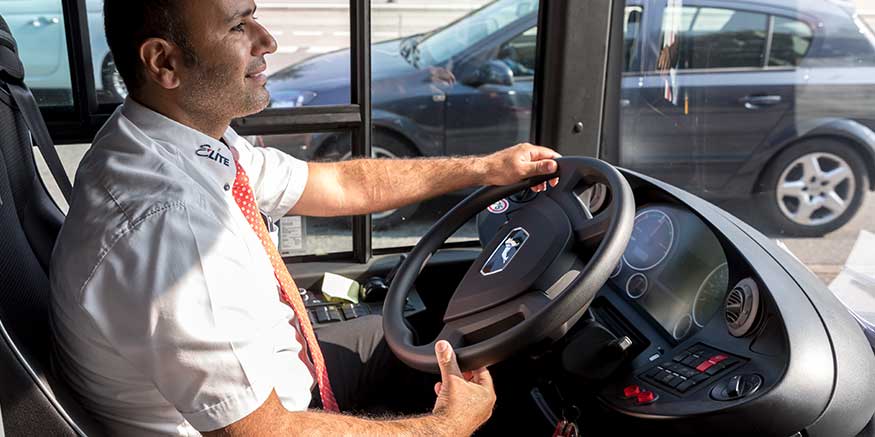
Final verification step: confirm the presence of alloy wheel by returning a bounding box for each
[775,152,856,227]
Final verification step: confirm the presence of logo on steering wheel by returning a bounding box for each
[481,227,529,276]
[487,199,510,214]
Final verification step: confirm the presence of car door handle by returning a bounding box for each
[28,16,60,27]
[740,95,782,109]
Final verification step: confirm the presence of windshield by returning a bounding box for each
[417,0,538,65]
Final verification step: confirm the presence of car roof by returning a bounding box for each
[718,0,853,20]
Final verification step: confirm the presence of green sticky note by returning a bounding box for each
[321,272,361,304]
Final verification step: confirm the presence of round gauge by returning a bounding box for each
[610,260,623,278]
[625,273,648,299]
[623,209,675,271]
[692,263,730,328]
[673,314,693,340]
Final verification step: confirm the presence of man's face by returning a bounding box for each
[176,0,277,120]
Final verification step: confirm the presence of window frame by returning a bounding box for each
[44,0,621,265]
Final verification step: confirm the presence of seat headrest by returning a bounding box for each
[0,15,25,83]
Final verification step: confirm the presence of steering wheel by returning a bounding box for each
[383,157,636,373]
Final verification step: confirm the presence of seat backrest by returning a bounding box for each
[0,15,104,437]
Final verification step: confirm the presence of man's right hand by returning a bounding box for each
[432,340,497,436]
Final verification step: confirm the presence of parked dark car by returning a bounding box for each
[265,0,875,236]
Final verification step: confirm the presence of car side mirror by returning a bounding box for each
[462,60,515,88]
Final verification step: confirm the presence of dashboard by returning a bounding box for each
[611,205,729,343]
[478,170,875,436]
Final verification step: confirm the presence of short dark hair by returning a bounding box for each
[103,0,198,93]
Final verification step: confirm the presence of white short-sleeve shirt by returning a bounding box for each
[50,98,314,436]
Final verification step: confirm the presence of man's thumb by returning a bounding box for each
[436,340,463,382]
[532,159,558,175]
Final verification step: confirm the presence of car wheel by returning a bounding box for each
[101,54,128,102]
[758,138,868,237]
[317,131,420,230]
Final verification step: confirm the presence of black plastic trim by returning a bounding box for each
[0,317,85,436]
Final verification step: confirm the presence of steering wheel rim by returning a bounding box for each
[384,157,636,373]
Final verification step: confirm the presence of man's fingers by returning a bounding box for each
[434,382,442,396]
[524,144,562,161]
[470,366,494,390]
[436,340,463,381]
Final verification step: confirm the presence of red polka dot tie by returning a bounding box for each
[231,160,340,413]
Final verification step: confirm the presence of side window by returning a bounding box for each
[663,7,768,70]
[624,6,644,72]
[497,27,537,77]
[5,0,73,106]
[768,16,813,67]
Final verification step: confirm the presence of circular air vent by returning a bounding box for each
[725,278,760,337]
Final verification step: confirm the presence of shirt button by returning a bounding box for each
[223,183,231,191]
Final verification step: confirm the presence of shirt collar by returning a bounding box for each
[121,97,238,191]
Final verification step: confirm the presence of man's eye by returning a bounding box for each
[232,22,245,32]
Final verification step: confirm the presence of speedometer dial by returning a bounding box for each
[623,209,675,271]
[692,263,730,327]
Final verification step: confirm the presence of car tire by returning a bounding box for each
[757,137,868,237]
[100,54,128,102]
[316,130,420,230]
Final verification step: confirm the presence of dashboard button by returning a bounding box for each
[644,367,662,378]
[709,354,728,364]
[623,385,642,398]
[327,307,343,322]
[705,362,729,376]
[696,360,715,372]
[636,391,658,405]
[692,373,710,383]
[673,352,691,363]
[657,371,676,385]
[668,376,686,388]
[677,379,697,392]
[681,355,700,366]
[678,367,699,378]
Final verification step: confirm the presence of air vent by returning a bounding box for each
[725,278,760,337]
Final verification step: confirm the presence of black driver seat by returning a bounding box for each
[0,15,104,436]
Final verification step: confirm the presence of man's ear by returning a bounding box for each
[139,38,182,90]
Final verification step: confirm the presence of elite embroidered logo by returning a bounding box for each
[196,144,231,167]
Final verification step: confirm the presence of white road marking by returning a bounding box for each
[292,30,324,36]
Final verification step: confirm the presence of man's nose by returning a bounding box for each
[253,21,278,56]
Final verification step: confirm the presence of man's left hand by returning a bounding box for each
[481,143,561,192]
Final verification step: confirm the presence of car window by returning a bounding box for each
[624,5,644,73]
[617,0,875,289]
[371,0,541,250]
[768,16,813,67]
[4,0,73,106]
[497,27,537,77]
[660,6,768,70]
[418,0,537,65]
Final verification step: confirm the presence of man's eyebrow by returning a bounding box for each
[226,6,257,24]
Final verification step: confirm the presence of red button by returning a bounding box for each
[710,354,728,364]
[696,360,715,372]
[636,391,657,405]
[623,384,641,398]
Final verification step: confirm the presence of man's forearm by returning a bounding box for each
[284,411,456,437]
[205,395,467,437]
[293,143,557,217]
[332,156,489,215]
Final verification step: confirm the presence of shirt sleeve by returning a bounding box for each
[79,203,282,431]
[231,135,309,220]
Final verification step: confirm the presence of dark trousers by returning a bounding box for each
[310,315,434,415]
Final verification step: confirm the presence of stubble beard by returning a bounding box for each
[181,59,271,125]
